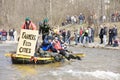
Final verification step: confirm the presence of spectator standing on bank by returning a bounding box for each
[88,26,92,43]
[91,27,95,42]
[112,25,117,41]
[66,15,71,24]
[66,30,71,44]
[88,15,93,25]
[79,13,84,25]
[71,16,77,24]
[9,29,14,41]
[83,28,89,44]
[102,15,106,23]
[74,29,79,45]
[99,25,104,44]
[79,27,83,43]
[62,29,66,42]
[108,28,113,46]
[0,29,2,40]
[103,25,107,45]
[13,29,17,42]
[1,29,7,41]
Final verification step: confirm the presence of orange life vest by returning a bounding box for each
[21,22,37,30]
[54,41,62,50]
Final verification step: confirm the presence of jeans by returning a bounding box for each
[113,36,117,41]
[79,36,82,43]
[10,36,14,41]
[66,36,71,44]
[83,36,89,44]
[2,36,7,41]
[103,35,107,45]
[108,36,112,45]
[100,38,103,44]
[80,20,83,25]
[75,37,79,45]
[81,36,84,43]
[91,35,94,42]
[88,36,92,43]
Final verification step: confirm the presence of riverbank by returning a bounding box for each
[68,40,120,50]
[0,40,18,44]
[77,43,120,50]
[0,39,119,50]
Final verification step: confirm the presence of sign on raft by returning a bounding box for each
[17,29,38,56]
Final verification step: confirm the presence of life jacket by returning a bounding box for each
[21,22,37,30]
[54,41,62,50]
[79,30,83,35]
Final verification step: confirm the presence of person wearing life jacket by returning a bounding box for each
[52,37,81,60]
[38,36,58,57]
[21,17,37,30]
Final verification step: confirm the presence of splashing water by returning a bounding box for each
[50,69,120,80]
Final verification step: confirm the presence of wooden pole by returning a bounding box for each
[50,0,52,26]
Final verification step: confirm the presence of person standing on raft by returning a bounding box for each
[21,17,37,30]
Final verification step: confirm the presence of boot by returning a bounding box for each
[69,55,81,60]
[69,54,76,59]
[76,56,81,60]
[64,56,70,60]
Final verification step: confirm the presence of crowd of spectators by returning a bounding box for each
[51,24,119,47]
[0,28,17,42]
[111,12,120,22]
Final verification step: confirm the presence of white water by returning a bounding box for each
[50,69,120,80]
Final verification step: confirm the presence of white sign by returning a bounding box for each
[17,29,38,56]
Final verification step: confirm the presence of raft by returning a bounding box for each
[5,30,85,64]
[5,52,85,64]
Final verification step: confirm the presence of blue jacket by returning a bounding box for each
[42,43,52,51]
[41,37,53,51]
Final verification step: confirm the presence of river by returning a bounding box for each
[0,43,120,80]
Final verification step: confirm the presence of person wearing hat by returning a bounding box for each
[40,18,50,41]
[52,37,81,60]
[21,17,37,30]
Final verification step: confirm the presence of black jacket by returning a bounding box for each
[99,28,104,38]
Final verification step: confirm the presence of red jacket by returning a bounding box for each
[79,29,83,35]
[53,41,62,50]
[21,22,37,30]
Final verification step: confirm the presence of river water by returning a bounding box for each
[0,43,120,80]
